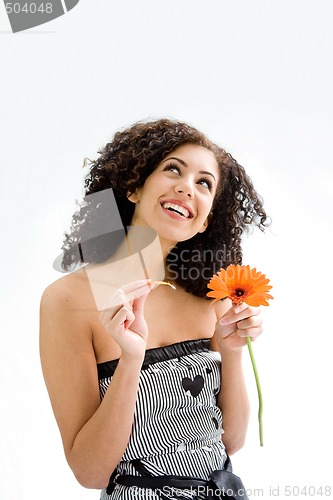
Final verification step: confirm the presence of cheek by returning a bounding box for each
[143,174,166,195]
[203,195,215,214]
[197,196,215,226]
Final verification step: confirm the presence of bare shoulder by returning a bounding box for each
[41,268,93,313]
[40,268,98,375]
[40,268,97,333]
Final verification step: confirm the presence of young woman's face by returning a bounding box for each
[129,144,220,249]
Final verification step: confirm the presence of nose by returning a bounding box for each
[175,178,194,198]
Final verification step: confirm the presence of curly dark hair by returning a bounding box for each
[61,118,269,297]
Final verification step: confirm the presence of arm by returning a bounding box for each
[211,301,263,455]
[40,278,151,489]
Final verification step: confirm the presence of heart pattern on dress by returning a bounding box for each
[182,375,204,397]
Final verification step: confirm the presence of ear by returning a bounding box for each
[127,189,140,203]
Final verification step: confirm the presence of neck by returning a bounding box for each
[125,226,171,279]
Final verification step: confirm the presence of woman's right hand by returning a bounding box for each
[98,279,152,360]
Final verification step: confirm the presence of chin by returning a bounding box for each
[159,229,196,245]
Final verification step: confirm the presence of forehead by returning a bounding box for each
[162,144,219,177]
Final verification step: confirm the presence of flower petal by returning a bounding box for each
[206,264,273,307]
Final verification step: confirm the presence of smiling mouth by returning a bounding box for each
[161,202,192,218]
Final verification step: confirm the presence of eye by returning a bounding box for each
[197,177,213,190]
[163,163,181,174]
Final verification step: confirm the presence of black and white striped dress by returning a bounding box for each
[98,339,227,499]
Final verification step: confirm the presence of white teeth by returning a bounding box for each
[162,202,190,218]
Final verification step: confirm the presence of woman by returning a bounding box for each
[40,119,268,499]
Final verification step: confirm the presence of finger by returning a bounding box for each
[236,326,263,339]
[220,329,249,349]
[219,305,261,326]
[99,304,135,328]
[121,279,153,295]
[113,306,135,330]
[99,306,122,326]
[106,288,132,310]
[132,289,151,315]
[220,328,238,340]
[102,291,132,314]
[236,314,263,331]
[216,322,238,339]
[218,303,247,325]
[120,280,153,305]
[105,283,152,310]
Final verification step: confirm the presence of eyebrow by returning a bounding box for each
[162,157,217,182]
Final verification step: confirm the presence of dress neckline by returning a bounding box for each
[97,338,212,380]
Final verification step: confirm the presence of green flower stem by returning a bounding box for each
[246,336,263,446]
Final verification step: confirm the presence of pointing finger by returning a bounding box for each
[132,289,151,315]
[219,304,261,326]
[120,280,153,304]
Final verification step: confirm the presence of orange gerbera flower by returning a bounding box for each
[206,264,273,306]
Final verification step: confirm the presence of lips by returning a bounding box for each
[161,200,194,219]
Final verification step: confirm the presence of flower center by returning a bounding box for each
[235,288,245,297]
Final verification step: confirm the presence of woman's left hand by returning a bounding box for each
[215,303,263,351]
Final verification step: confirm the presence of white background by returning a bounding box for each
[1,1,333,499]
